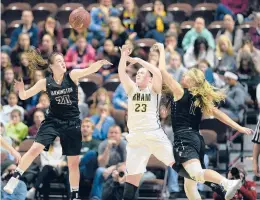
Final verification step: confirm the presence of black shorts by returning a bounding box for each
[172,128,206,173]
[35,117,82,156]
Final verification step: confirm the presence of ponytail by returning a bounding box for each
[25,49,49,71]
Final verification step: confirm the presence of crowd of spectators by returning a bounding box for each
[1,0,260,199]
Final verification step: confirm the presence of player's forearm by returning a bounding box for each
[19,89,27,100]
[212,108,242,131]
[158,47,166,71]
[118,55,128,80]
[135,58,161,79]
[253,143,260,165]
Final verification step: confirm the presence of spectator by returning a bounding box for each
[10,10,38,48]
[148,49,160,67]
[1,92,25,124]
[1,20,7,47]
[5,109,28,145]
[1,68,15,106]
[215,0,248,21]
[0,122,14,162]
[144,0,173,43]
[39,34,56,60]
[120,0,143,39]
[79,118,101,181]
[26,137,66,200]
[216,14,243,52]
[10,33,33,67]
[165,32,184,62]
[97,39,120,79]
[184,36,215,68]
[213,163,256,200]
[65,35,96,69]
[215,35,236,72]
[89,0,120,47]
[236,36,260,75]
[89,87,111,116]
[107,17,129,47]
[182,17,215,52]
[25,69,45,110]
[166,51,187,83]
[1,52,12,76]
[198,60,215,85]
[38,15,63,52]
[68,28,89,47]
[220,71,246,122]
[78,86,89,120]
[28,109,45,137]
[16,53,31,85]
[1,160,27,200]
[249,12,260,50]
[90,102,115,140]
[167,22,183,48]
[159,104,173,142]
[90,125,126,200]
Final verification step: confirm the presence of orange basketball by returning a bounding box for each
[69,7,91,30]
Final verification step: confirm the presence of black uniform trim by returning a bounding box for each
[252,119,260,144]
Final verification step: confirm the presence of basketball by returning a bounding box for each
[69,7,91,30]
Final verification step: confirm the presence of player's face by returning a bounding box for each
[136,68,151,88]
[8,94,18,106]
[34,111,45,126]
[81,122,93,136]
[51,54,67,73]
[181,72,194,88]
[108,127,121,143]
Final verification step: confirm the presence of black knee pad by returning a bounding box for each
[123,182,138,200]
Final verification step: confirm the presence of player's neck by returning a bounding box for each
[53,73,64,84]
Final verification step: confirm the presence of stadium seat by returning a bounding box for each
[111,109,127,130]
[80,73,103,87]
[135,0,150,7]
[103,79,120,92]
[2,3,31,24]
[32,3,57,23]
[6,20,23,36]
[208,21,224,37]
[86,3,99,12]
[190,3,217,26]
[167,3,193,23]
[44,0,68,7]
[63,23,72,38]
[139,3,153,21]
[240,21,254,33]
[56,3,83,26]
[18,138,34,156]
[70,0,97,7]
[134,38,157,48]
[107,73,119,80]
[180,20,194,35]
[1,0,10,6]
[79,73,103,98]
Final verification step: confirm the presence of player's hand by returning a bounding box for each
[253,162,260,177]
[11,149,21,164]
[151,43,164,52]
[127,57,138,65]
[90,60,112,72]
[238,126,254,135]
[14,78,24,92]
[119,45,132,56]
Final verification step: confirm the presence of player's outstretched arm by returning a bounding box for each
[129,57,162,94]
[70,60,112,83]
[155,43,184,100]
[118,45,135,94]
[14,78,46,100]
[212,107,253,135]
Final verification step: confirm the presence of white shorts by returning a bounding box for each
[125,128,175,175]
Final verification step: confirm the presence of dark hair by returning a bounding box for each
[242,35,253,47]
[193,37,209,59]
[25,49,62,71]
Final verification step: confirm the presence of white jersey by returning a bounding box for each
[127,85,161,133]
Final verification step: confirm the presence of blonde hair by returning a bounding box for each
[109,17,126,34]
[216,35,233,58]
[185,68,225,115]
[82,118,95,130]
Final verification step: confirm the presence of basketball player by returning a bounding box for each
[118,45,175,200]
[155,42,253,200]
[3,49,111,200]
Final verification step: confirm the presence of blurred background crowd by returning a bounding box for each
[1,0,260,199]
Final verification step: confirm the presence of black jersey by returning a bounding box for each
[45,72,80,120]
[170,89,202,132]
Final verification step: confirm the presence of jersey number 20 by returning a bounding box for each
[135,104,147,112]
[55,95,72,105]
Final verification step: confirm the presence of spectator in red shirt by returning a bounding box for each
[213,163,257,200]
[28,109,45,137]
[215,0,248,21]
[65,35,96,69]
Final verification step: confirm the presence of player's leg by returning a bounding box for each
[67,156,80,200]
[182,159,242,200]
[124,174,143,200]
[184,178,201,200]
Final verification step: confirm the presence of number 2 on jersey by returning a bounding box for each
[55,95,72,105]
[135,103,147,112]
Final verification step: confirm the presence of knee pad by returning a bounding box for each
[123,182,138,200]
[184,162,205,183]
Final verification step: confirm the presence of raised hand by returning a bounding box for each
[90,59,113,72]
[14,78,25,92]
[238,126,254,135]
[119,45,132,56]
[151,42,164,52]
[11,149,21,164]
